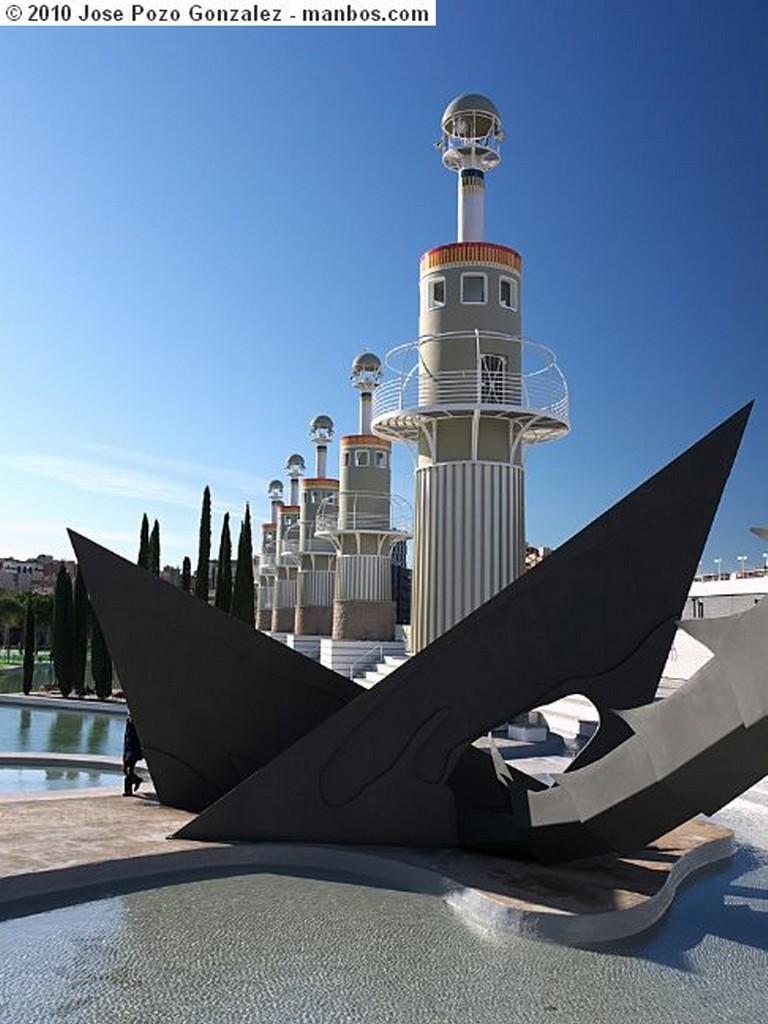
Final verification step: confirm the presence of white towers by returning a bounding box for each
[373,94,569,652]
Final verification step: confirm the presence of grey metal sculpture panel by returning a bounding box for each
[522,595,768,862]
[175,405,760,855]
[73,404,767,862]
[69,531,360,812]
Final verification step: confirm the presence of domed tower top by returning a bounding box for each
[267,478,284,525]
[285,453,306,477]
[437,93,503,242]
[310,414,334,478]
[309,414,334,444]
[351,352,382,434]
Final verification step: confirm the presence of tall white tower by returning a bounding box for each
[373,94,569,652]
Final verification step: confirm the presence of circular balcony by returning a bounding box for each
[371,333,569,445]
[315,492,412,545]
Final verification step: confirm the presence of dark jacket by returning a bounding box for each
[123,717,143,764]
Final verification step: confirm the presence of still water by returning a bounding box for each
[0,803,766,1024]
[0,766,119,795]
[0,705,123,758]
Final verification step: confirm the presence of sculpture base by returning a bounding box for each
[0,792,733,947]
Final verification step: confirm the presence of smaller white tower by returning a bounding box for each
[316,353,410,642]
[255,479,283,631]
[295,416,339,639]
[271,454,305,633]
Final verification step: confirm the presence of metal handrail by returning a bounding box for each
[350,643,384,681]
[315,492,412,537]
[374,333,569,424]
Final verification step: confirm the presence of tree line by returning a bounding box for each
[42,487,256,698]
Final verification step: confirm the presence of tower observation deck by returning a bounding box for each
[371,94,570,652]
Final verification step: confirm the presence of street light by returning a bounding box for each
[763,552,768,573]
[737,554,747,577]
[714,558,723,579]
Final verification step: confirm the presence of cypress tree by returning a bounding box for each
[149,519,160,575]
[52,564,75,697]
[231,503,255,627]
[22,597,35,695]
[194,486,212,601]
[138,513,150,569]
[73,568,89,696]
[181,556,192,593]
[90,610,113,701]
[214,512,233,612]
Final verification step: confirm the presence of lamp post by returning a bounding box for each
[763,552,768,573]
[737,554,747,577]
[714,558,723,579]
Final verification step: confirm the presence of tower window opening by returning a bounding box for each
[374,450,388,468]
[499,276,518,311]
[480,354,507,404]
[461,273,486,304]
[427,277,446,310]
[343,452,351,467]
[355,450,370,467]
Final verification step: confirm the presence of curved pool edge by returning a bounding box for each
[0,792,734,945]
[0,693,127,715]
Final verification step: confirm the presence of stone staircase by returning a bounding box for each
[353,653,412,689]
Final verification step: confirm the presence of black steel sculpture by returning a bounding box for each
[72,404,768,862]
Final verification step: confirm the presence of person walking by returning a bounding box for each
[122,712,144,796]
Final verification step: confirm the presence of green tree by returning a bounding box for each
[73,568,89,696]
[214,512,233,612]
[90,610,113,701]
[231,504,255,627]
[149,519,160,575]
[0,591,24,656]
[194,486,212,602]
[138,513,150,569]
[32,592,53,652]
[22,597,35,695]
[52,564,75,697]
[181,556,192,593]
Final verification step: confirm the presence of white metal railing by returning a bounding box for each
[372,333,569,426]
[315,492,412,537]
[350,643,384,681]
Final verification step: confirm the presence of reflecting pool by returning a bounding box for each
[0,766,119,795]
[0,705,123,758]
[0,799,766,1024]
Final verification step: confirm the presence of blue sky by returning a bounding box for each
[1,1,767,576]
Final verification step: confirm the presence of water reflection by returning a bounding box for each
[0,705,123,757]
[18,708,30,752]
[86,716,109,755]
[48,711,84,754]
